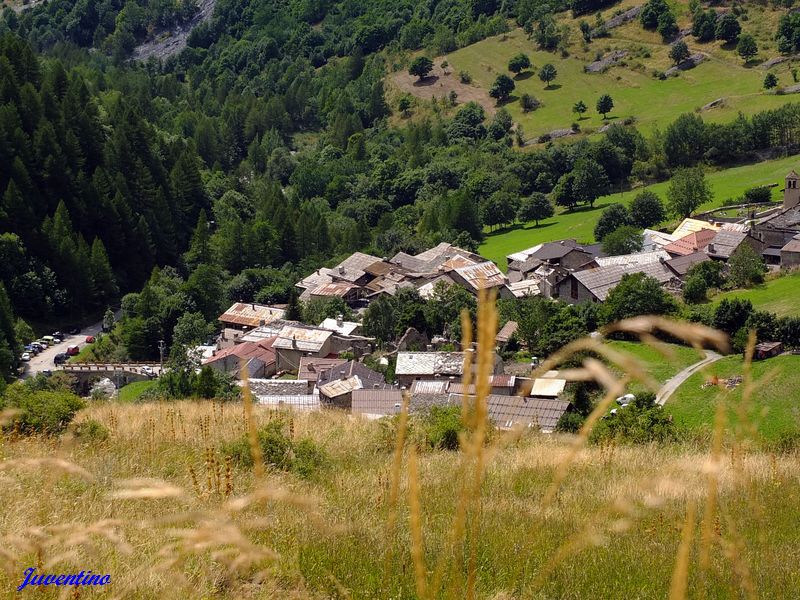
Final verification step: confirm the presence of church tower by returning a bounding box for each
[784,170,800,209]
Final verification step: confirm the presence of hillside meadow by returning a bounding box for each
[479,152,800,268]
[711,270,800,317]
[668,353,800,443]
[1,399,800,599]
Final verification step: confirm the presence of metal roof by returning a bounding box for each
[218,303,286,328]
[642,229,676,251]
[411,380,450,394]
[319,318,360,335]
[507,279,540,298]
[487,395,571,432]
[272,326,333,352]
[308,282,358,298]
[665,252,711,276]
[351,389,405,415]
[671,218,721,239]
[395,352,465,376]
[450,375,515,395]
[254,394,320,410]
[530,378,566,397]
[297,268,335,290]
[319,375,363,398]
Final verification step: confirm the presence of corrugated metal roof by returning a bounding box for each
[218,303,286,328]
[411,380,450,394]
[351,389,405,415]
[318,375,363,398]
[530,378,566,397]
[309,282,358,298]
[255,394,320,410]
[319,318,360,335]
[272,326,333,352]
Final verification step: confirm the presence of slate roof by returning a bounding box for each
[781,238,800,253]
[297,268,336,290]
[332,252,383,283]
[391,244,485,274]
[665,252,711,277]
[487,395,571,432]
[218,303,286,328]
[572,261,674,301]
[247,379,310,396]
[449,375,516,395]
[395,352,465,376]
[706,230,750,259]
[351,389,405,416]
[595,250,670,268]
[758,205,800,230]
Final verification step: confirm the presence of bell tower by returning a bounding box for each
[784,170,800,209]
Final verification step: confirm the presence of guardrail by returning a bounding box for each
[60,363,161,372]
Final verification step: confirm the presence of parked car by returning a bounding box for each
[42,369,52,376]
[85,335,96,344]
[30,343,43,353]
[67,326,80,335]
[52,331,64,339]
[53,353,68,365]
[21,352,30,361]
[66,345,80,356]
[42,335,55,346]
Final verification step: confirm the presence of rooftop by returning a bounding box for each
[671,218,721,239]
[530,377,567,397]
[246,379,310,396]
[203,338,277,367]
[332,252,383,283]
[487,395,571,432]
[496,321,519,344]
[452,261,508,290]
[318,317,361,336]
[706,230,750,259]
[507,279,540,298]
[665,252,711,277]
[218,303,286,328]
[297,357,346,382]
[272,325,333,353]
[572,261,675,301]
[594,250,671,268]
[663,229,717,256]
[395,352,466,376]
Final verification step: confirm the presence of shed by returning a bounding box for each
[754,341,783,360]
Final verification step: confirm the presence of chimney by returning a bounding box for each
[308,363,315,372]
[292,335,298,349]
[708,244,715,253]
[338,265,345,275]
[336,314,344,327]
[251,303,255,310]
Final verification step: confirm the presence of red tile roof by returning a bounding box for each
[664,229,716,256]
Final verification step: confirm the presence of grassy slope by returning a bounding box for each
[1,401,799,598]
[606,340,703,395]
[444,1,791,138]
[480,153,799,267]
[668,354,800,441]
[117,379,157,402]
[710,270,800,316]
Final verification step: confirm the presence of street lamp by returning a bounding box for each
[158,339,166,374]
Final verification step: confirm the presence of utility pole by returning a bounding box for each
[158,339,166,375]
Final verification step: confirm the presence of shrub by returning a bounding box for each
[423,406,464,450]
[2,386,85,435]
[70,419,110,443]
[591,393,676,444]
[459,70,472,84]
[556,411,584,433]
[221,420,328,479]
[743,186,772,203]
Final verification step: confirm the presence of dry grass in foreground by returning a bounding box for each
[1,298,799,599]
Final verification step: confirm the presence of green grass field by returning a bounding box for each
[480,152,799,267]
[117,379,157,402]
[667,354,800,442]
[710,271,800,316]
[606,340,703,395]
[443,0,793,139]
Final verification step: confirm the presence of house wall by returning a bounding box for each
[554,276,598,305]
[781,249,800,268]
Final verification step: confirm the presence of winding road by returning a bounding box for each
[656,350,723,405]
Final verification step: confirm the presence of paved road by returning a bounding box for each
[656,350,724,405]
[22,319,106,378]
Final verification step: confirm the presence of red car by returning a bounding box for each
[85,335,96,343]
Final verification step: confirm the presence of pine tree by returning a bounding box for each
[285,287,302,321]
[184,210,212,270]
[89,238,119,305]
